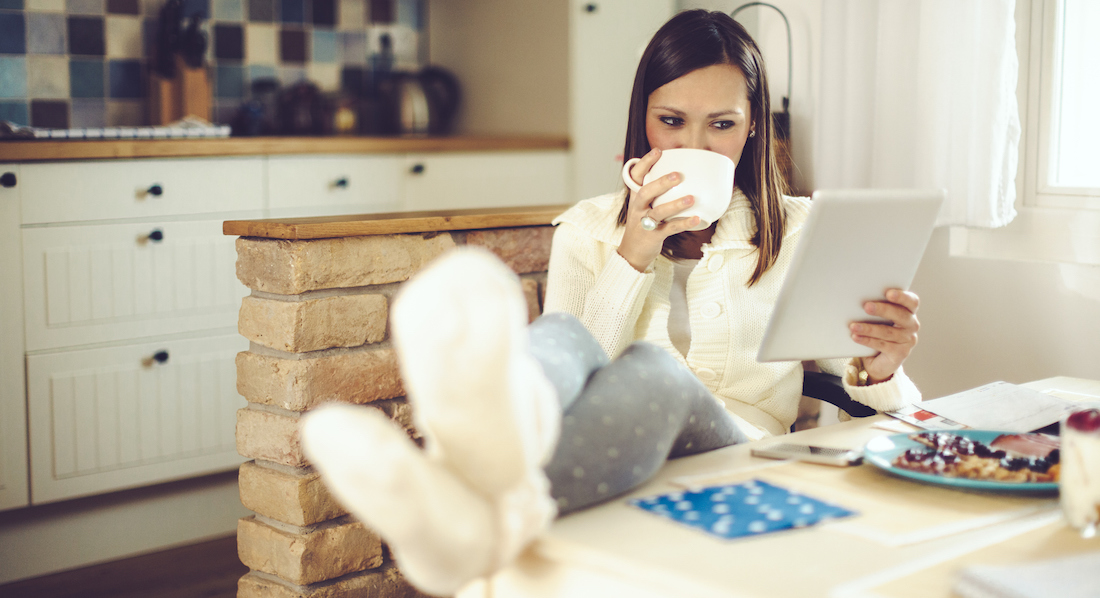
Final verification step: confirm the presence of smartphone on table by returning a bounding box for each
[750,443,863,467]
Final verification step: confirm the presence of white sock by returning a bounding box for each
[390,247,561,497]
[301,404,495,596]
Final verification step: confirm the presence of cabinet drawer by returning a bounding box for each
[403,150,570,211]
[267,155,403,218]
[27,334,247,504]
[19,158,264,225]
[22,218,249,351]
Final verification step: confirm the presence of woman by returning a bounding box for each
[545,9,921,439]
[302,10,922,596]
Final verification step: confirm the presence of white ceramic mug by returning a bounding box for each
[621,148,736,231]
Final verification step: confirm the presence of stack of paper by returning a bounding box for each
[888,381,1100,432]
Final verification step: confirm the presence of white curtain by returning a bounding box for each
[814,0,1020,228]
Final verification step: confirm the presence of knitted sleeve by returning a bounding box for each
[817,358,922,413]
[544,222,655,359]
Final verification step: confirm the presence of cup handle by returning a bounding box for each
[621,158,643,192]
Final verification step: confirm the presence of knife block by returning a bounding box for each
[149,55,211,125]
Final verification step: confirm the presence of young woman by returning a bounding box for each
[545,9,921,439]
[302,9,923,596]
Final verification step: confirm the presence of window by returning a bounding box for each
[950,0,1100,266]
[1026,0,1100,209]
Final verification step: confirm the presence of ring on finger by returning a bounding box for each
[640,211,659,231]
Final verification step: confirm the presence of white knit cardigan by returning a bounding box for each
[544,189,921,437]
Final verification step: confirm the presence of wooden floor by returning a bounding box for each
[0,534,246,598]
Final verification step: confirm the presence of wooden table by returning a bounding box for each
[459,377,1100,598]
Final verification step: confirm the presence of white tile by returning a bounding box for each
[105,16,144,59]
[245,23,277,65]
[307,63,339,91]
[27,55,70,99]
[338,0,365,30]
[26,0,66,12]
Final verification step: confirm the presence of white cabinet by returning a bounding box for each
[0,164,29,511]
[26,334,247,503]
[570,0,675,201]
[403,150,570,211]
[267,154,404,218]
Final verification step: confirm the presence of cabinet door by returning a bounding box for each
[0,164,28,511]
[403,150,569,211]
[19,158,265,225]
[571,0,674,200]
[26,334,247,504]
[22,218,251,352]
[266,155,404,218]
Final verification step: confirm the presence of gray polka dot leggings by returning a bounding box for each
[529,313,748,516]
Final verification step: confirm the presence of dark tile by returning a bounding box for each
[27,12,66,55]
[108,59,142,98]
[279,28,306,63]
[368,0,392,24]
[280,0,303,23]
[340,65,364,95]
[215,63,243,98]
[0,100,29,125]
[70,58,105,98]
[0,0,23,10]
[213,23,243,59]
[106,0,139,14]
[30,99,69,128]
[248,0,275,21]
[311,0,334,26]
[68,16,105,56]
[182,0,208,19]
[0,13,26,55]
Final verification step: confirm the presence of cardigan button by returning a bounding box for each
[700,302,721,318]
[707,254,725,272]
[695,368,717,382]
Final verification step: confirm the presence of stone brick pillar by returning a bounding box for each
[230,224,554,598]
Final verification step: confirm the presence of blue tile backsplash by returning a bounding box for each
[0,0,424,128]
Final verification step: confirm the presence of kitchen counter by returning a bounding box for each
[0,135,569,162]
[223,204,571,239]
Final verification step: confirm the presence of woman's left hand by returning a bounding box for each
[849,289,920,384]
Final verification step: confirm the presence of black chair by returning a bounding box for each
[793,371,878,433]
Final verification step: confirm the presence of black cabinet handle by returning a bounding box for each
[152,350,169,364]
[334,177,349,188]
[148,229,164,242]
[147,184,163,197]
[0,172,15,188]
[410,163,425,175]
[584,3,598,13]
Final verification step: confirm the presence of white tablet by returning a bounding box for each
[756,189,945,362]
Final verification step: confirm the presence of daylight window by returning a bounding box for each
[1046,0,1100,191]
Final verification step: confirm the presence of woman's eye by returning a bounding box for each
[712,120,735,130]
[659,116,683,127]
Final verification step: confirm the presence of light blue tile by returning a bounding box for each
[27,12,67,55]
[248,64,276,81]
[395,0,420,30]
[0,57,28,100]
[213,0,243,20]
[0,101,29,125]
[70,58,105,98]
[215,64,244,98]
[312,29,336,63]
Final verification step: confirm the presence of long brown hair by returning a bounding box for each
[618,9,787,286]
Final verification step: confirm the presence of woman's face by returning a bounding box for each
[645,63,753,166]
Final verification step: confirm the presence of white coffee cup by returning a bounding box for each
[621,148,736,231]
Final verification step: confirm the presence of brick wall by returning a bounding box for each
[232,225,553,597]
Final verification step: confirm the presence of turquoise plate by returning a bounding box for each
[862,430,1059,492]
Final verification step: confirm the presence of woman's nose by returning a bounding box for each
[683,127,709,151]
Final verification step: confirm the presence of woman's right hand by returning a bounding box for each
[618,148,700,272]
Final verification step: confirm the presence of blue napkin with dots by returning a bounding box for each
[628,479,856,540]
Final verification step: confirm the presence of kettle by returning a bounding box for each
[384,67,461,136]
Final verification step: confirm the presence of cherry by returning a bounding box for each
[1066,408,1100,433]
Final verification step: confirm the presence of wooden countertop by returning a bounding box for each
[223,204,572,239]
[0,135,569,162]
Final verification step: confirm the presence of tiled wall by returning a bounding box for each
[0,0,423,128]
